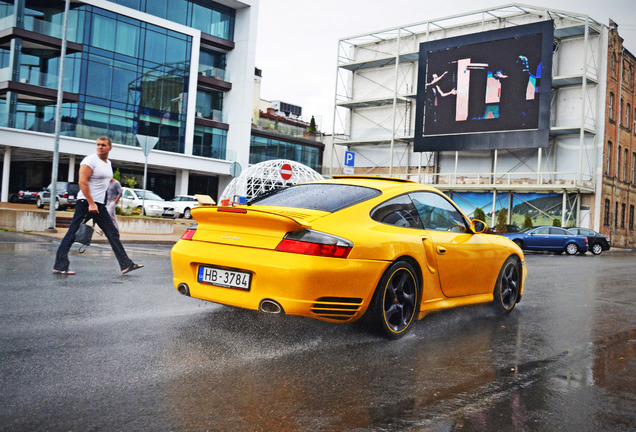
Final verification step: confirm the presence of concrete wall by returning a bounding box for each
[0,208,174,234]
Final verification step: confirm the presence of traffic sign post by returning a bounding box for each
[344,151,355,175]
[136,134,159,214]
[280,163,293,181]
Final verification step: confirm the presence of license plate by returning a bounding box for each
[198,266,251,291]
[69,195,75,199]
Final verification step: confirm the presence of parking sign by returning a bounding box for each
[344,151,355,174]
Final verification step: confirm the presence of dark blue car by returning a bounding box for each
[499,226,589,255]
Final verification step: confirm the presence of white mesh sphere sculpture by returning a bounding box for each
[221,159,324,202]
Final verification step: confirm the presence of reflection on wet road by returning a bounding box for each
[1,232,635,431]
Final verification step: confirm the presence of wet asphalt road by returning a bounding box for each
[1,231,635,431]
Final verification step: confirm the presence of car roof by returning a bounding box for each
[314,175,439,194]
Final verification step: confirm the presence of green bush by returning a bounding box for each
[523,215,533,229]
[473,207,486,222]
[496,208,508,233]
[552,218,562,227]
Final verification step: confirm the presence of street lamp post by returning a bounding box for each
[47,0,70,231]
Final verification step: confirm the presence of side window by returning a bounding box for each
[549,228,565,235]
[124,190,133,199]
[534,227,549,235]
[370,195,423,229]
[410,192,468,232]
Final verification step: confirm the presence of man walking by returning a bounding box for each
[53,136,143,275]
[106,177,123,230]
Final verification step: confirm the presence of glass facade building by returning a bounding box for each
[0,0,258,202]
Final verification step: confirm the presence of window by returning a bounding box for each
[630,205,634,231]
[604,199,610,226]
[624,149,629,181]
[615,201,619,228]
[252,184,381,212]
[621,203,626,228]
[628,103,632,128]
[632,152,636,184]
[612,53,616,73]
[617,145,622,178]
[609,92,615,120]
[606,142,613,175]
[628,66,632,84]
[370,195,423,228]
[409,192,469,232]
[634,108,636,133]
[621,98,624,125]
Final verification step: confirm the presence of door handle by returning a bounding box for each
[436,246,447,254]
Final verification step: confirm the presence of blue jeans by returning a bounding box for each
[54,199,133,272]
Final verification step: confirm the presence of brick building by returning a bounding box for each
[603,21,636,247]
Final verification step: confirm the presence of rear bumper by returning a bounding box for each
[170,239,389,322]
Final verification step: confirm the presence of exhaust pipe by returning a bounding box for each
[177,283,190,296]
[259,299,283,314]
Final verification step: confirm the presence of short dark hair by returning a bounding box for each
[97,136,112,146]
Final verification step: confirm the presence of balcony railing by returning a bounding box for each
[199,67,230,82]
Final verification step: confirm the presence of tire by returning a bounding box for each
[368,260,419,339]
[184,207,192,219]
[565,243,578,255]
[9,194,17,203]
[36,196,44,209]
[493,256,521,314]
[591,243,603,255]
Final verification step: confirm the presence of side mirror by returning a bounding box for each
[471,219,488,234]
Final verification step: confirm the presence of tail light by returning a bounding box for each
[275,229,353,258]
[180,228,196,241]
[62,192,68,198]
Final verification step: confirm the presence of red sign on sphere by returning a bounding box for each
[280,163,293,181]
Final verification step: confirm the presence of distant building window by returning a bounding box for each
[612,53,616,72]
[609,92,615,120]
[628,103,632,128]
[620,98,624,125]
[615,201,619,228]
[621,203,626,228]
[617,145,622,178]
[604,199,610,226]
[632,152,636,183]
[624,148,629,181]
[606,142,612,175]
[630,205,634,231]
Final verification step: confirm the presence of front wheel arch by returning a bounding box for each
[493,256,521,314]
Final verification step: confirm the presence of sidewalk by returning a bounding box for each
[2,202,190,244]
[32,223,189,245]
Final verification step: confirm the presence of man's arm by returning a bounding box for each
[78,164,98,213]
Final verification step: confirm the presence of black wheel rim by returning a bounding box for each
[500,262,519,309]
[383,268,417,333]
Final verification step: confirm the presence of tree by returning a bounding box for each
[552,218,562,227]
[496,208,508,233]
[113,168,121,182]
[473,207,486,222]
[523,215,533,229]
[307,115,317,134]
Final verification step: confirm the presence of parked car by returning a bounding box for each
[9,185,44,204]
[169,195,200,219]
[499,226,588,255]
[490,224,520,234]
[171,176,527,339]
[567,227,611,255]
[36,182,80,210]
[119,187,177,218]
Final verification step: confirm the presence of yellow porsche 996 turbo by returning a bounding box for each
[170,176,527,339]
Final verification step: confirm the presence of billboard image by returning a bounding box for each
[414,21,554,152]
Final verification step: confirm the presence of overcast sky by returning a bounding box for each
[254,0,636,133]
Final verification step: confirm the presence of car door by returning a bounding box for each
[524,226,550,250]
[549,227,571,249]
[410,192,496,297]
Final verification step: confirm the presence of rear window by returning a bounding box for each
[250,184,381,213]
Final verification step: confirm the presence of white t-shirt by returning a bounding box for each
[77,153,113,204]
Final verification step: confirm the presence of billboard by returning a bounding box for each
[414,21,554,152]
